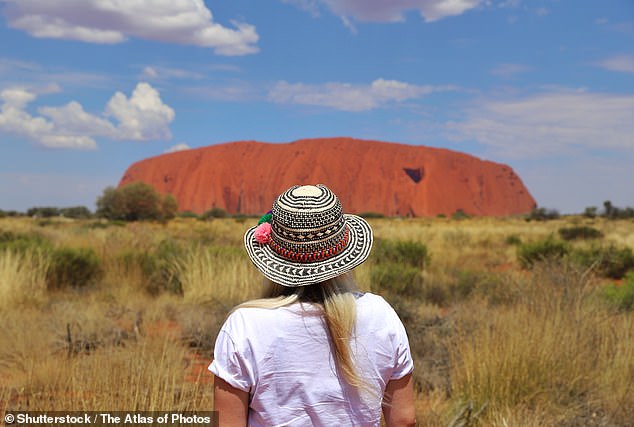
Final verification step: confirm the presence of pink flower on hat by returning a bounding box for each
[254,222,272,244]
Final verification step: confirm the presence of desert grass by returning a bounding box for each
[0,249,49,308]
[0,216,633,425]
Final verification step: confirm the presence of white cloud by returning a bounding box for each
[491,63,531,78]
[447,90,634,158]
[284,0,483,23]
[141,65,205,81]
[165,143,191,153]
[0,82,175,149]
[595,54,634,74]
[39,101,116,136]
[105,82,175,141]
[3,0,259,56]
[269,78,453,111]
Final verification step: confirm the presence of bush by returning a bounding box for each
[162,194,178,220]
[177,211,200,219]
[96,182,178,221]
[505,235,522,246]
[583,206,598,218]
[558,226,603,241]
[60,206,93,219]
[517,237,569,268]
[370,264,423,296]
[26,207,60,217]
[369,238,430,302]
[570,244,634,279]
[201,207,228,219]
[372,238,430,268]
[0,231,52,253]
[601,272,634,311]
[526,207,560,221]
[46,247,102,290]
[119,239,183,295]
[452,209,470,220]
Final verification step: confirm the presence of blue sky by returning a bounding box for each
[0,0,633,214]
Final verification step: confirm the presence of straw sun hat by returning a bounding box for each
[244,184,373,287]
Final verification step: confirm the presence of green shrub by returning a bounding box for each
[452,209,470,220]
[449,270,485,300]
[60,206,93,219]
[517,237,569,268]
[47,247,102,290]
[505,235,522,246]
[177,211,200,219]
[96,183,178,221]
[583,206,598,218]
[558,226,603,241]
[201,207,228,219]
[26,206,60,217]
[601,272,634,311]
[370,264,423,296]
[119,239,183,295]
[526,207,560,221]
[373,238,430,268]
[570,245,634,279]
[0,231,52,253]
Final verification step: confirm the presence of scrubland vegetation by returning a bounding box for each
[1,214,633,426]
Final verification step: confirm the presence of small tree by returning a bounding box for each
[583,206,597,218]
[27,207,60,217]
[60,206,93,219]
[96,182,178,221]
[162,194,178,220]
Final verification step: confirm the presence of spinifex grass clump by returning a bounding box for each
[175,245,258,307]
[516,237,569,268]
[370,238,429,298]
[0,249,49,307]
[0,230,52,253]
[558,225,603,241]
[46,247,102,290]
[570,244,634,279]
[602,272,634,311]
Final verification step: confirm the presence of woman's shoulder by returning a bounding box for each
[357,292,392,310]
[356,292,402,323]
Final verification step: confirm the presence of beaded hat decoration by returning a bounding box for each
[244,184,373,287]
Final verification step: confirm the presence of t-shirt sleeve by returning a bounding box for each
[208,316,254,393]
[386,303,414,380]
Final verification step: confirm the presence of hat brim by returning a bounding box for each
[244,214,373,287]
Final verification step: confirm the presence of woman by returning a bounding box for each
[209,185,416,426]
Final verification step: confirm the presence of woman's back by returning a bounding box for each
[209,293,413,427]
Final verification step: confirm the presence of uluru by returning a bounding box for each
[118,137,536,217]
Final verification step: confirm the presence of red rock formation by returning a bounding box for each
[118,138,536,217]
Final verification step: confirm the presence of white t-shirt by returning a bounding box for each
[208,292,413,427]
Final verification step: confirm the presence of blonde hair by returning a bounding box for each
[234,273,367,392]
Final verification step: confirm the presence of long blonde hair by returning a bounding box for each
[235,273,366,391]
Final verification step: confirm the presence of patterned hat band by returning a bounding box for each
[269,226,350,263]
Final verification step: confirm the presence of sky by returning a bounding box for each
[0,0,633,214]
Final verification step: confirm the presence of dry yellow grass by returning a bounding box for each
[0,249,49,308]
[0,216,632,425]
